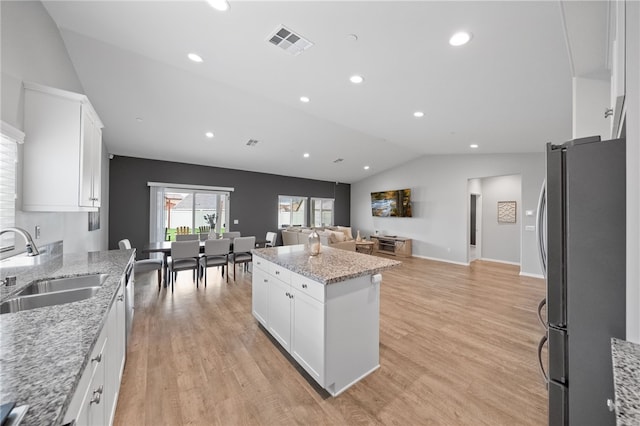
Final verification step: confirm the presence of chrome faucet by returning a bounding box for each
[0,227,40,256]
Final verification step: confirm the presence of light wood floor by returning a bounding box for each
[114,256,547,426]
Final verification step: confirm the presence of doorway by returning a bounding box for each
[469,193,481,261]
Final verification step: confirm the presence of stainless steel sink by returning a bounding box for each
[16,273,108,296]
[0,286,101,314]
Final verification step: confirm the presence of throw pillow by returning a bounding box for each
[337,226,353,241]
[330,231,346,243]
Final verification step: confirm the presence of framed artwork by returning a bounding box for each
[88,210,100,231]
[497,201,517,223]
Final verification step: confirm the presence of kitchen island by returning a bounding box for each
[251,245,401,396]
[0,245,134,426]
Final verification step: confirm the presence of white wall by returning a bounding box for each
[0,1,109,254]
[479,175,521,264]
[572,77,611,140]
[351,153,544,276]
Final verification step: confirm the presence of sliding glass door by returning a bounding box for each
[149,183,231,242]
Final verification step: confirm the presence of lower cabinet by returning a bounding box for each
[252,256,379,396]
[63,280,127,426]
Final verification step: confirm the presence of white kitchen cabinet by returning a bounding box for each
[63,280,127,426]
[291,288,325,384]
[609,0,626,138]
[23,82,103,212]
[252,255,381,396]
[252,266,269,327]
[267,276,292,352]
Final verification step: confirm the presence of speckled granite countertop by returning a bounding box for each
[252,245,401,284]
[612,338,640,425]
[0,248,135,426]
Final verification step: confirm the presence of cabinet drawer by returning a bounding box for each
[269,263,291,283]
[254,257,269,272]
[291,273,325,303]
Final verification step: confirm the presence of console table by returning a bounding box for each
[370,235,412,257]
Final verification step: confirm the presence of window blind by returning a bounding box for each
[0,128,20,251]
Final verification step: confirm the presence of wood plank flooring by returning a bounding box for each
[114,256,547,426]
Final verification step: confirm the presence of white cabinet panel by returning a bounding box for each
[291,288,325,384]
[267,277,292,351]
[23,82,103,211]
[252,268,269,327]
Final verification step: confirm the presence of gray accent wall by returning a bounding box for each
[108,156,350,253]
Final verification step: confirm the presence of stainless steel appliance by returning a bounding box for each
[536,135,626,425]
[124,261,134,346]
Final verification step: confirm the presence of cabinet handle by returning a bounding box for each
[263,279,268,283]
[290,294,294,299]
[117,294,124,302]
[275,270,280,275]
[285,292,290,297]
[302,284,307,289]
[91,353,102,363]
[604,107,614,118]
[90,392,101,405]
[94,385,104,394]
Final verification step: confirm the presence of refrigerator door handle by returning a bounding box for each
[537,297,547,329]
[537,334,549,389]
[536,180,547,277]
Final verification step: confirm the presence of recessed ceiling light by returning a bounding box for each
[205,132,214,138]
[364,165,370,170]
[300,96,310,103]
[449,31,472,46]
[206,0,230,11]
[303,153,310,158]
[413,111,424,118]
[470,144,479,149]
[188,53,203,63]
[350,75,364,84]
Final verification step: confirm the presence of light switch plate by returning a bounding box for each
[233,219,239,225]
[35,225,41,239]
[525,210,534,216]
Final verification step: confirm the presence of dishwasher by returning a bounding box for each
[124,261,134,347]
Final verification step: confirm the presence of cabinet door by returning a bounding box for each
[91,124,102,207]
[252,268,269,327]
[267,278,291,352]
[77,337,107,426]
[105,282,126,425]
[79,107,95,207]
[291,289,325,384]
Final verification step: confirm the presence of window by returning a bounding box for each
[278,195,307,228]
[311,198,334,227]
[0,122,24,254]
[149,182,233,242]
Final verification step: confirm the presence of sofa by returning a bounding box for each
[281,226,356,252]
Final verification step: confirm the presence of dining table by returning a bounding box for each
[142,238,268,286]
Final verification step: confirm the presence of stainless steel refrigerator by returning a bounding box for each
[536,136,626,426]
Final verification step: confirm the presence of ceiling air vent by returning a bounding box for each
[267,25,313,56]
[246,139,259,147]
[333,158,344,163]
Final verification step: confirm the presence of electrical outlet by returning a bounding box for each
[35,225,41,239]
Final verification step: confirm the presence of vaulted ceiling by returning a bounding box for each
[41,1,608,183]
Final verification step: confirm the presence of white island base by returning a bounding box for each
[252,248,398,396]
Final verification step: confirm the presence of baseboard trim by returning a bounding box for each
[479,257,521,266]
[411,254,469,266]
[519,271,545,279]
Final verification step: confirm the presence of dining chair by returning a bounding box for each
[176,233,199,241]
[118,239,163,290]
[222,231,241,241]
[199,238,230,286]
[229,236,255,281]
[265,231,277,247]
[168,240,200,292]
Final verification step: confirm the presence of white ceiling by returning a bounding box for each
[41,1,602,183]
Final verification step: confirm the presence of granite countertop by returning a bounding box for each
[0,248,134,426]
[252,244,401,284]
[611,338,640,425]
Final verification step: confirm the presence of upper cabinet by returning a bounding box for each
[23,82,103,212]
[610,0,626,138]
